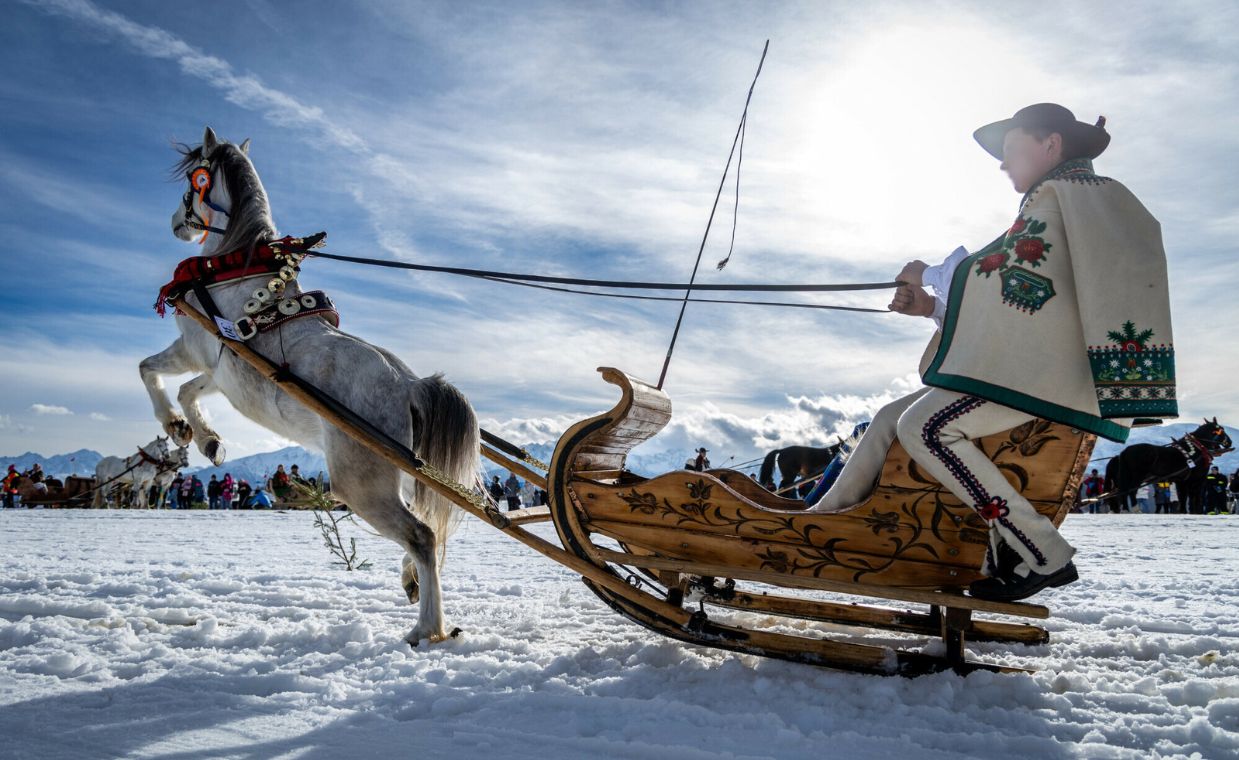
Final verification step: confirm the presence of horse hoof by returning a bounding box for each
[166,418,193,447]
[204,440,226,466]
[405,627,449,647]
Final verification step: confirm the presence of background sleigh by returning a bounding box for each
[547,368,1096,675]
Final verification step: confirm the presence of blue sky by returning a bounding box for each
[2,0,1236,468]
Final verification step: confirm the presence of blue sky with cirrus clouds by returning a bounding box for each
[1,0,1236,469]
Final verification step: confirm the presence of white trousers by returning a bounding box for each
[810,387,1075,575]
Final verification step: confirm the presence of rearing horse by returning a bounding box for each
[140,127,479,645]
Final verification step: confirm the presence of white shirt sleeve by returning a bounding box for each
[921,245,969,330]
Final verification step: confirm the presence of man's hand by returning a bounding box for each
[888,284,936,317]
[895,260,929,288]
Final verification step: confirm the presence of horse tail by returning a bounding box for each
[759,449,780,488]
[409,373,480,566]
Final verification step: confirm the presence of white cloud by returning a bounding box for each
[31,404,72,416]
[89,412,110,421]
[28,0,367,153]
[484,373,924,465]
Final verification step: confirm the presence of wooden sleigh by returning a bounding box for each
[175,298,1095,676]
[544,368,1096,676]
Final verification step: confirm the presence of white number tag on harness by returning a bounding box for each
[214,316,244,342]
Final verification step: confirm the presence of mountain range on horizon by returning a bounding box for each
[5,421,1236,486]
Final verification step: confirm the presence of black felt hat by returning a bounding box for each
[973,103,1110,161]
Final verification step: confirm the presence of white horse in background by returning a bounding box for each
[134,444,189,508]
[93,436,173,508]
[139,127,479,645]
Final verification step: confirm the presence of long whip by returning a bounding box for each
[656,40,769,390]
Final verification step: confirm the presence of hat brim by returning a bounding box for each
[973,118,1110,161]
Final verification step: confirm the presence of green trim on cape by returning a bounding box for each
[922,234,1131,443]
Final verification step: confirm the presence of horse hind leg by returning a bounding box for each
[324,432,448,645]
[400,552,419,604]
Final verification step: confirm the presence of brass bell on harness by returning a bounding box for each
[278,298,301,316]
[279,265,298,281]
[243,298,263,315]
[267,277,285,294]
[253,287,273,304]
[299,294,317,309]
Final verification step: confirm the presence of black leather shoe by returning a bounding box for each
[968,561,1078,602]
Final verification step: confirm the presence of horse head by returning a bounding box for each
[1192,418,1231,453]
[146,435,172,460]
[170,126,271,255]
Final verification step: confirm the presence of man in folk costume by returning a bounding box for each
[809,103,1177,601]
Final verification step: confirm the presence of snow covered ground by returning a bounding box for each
[1,510,1236,759]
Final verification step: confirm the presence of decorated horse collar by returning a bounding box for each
[155,231,326,316]
[1173,433,1225,469]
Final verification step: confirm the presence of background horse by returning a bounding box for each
[1104,418,1231,514]
[759,443,841,494]
[92,436,173,508]
[134,445,189,508]
[140,127,478,645]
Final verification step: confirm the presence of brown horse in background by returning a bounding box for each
[759,444,841,495]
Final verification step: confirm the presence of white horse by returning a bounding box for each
[133,445,189,508]
[93,436,173,508]
[140,127,479,645]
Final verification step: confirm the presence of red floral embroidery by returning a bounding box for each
[978,497,1009,521]
[975,252,1009,276]
[1014,237,1045,264]
[1122,340,1141,352]
[975,215,1052,282]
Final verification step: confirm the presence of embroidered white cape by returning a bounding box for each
[920,159,1177,443]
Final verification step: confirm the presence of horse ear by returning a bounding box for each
[203,126,219,156]
[1212,416,1219,425]
[239,138,251,155]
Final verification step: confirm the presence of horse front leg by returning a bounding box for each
[139,338,198,446]
[177,374,227,466]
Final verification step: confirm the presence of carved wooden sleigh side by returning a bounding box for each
[547,367,1096,676]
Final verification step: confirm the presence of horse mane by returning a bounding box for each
[171,141,277,256]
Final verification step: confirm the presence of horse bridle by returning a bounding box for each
[182,156,230,237]
[135,445,183,475]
